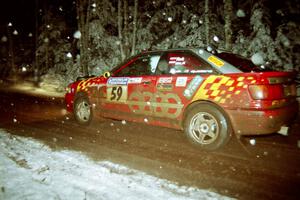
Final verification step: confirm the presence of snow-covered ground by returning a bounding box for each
[0,129,232,200]
[8,81,65,97]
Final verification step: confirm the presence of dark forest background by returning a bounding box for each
[0,0,299,89]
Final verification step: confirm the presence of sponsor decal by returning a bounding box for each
[158,77,173,84]
[107,77,129,85]
[183,76,203,99]
[175,77,188,87]
[157,83,173,91]
[207,56,224,68]
[190,70,213,74]
[128,77,142,84]
[169,57,186,65]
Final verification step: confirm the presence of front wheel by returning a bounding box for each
[73,96,93,125]
[184,103,232,150]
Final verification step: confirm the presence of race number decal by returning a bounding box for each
[107,86,127,102]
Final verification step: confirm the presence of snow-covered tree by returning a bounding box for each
[36,7,79,88]
[224,0,233,50]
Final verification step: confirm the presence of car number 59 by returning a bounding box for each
[107,86,127,102]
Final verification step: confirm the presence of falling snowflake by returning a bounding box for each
[73,30,81,39]
[13,118,17,123]
[92,3,96,8]
[61,109,67,115]
[207,46,213,52]
[144,118,148,123]
[8,22,12,27]
[66,52,72,58]
[213,35,219,42]
[251,52,264,65]
[121,120,126,125]
[249,139,256,146]
[1,36,8,42]
[13,30,18,35]
[236,9,246,18]
[167,17,173,22]
[28,33,33,37]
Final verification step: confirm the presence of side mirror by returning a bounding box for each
[103,71,111,78]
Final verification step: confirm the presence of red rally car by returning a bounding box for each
[65,48,299,150]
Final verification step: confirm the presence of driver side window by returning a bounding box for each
[115,55,160,77]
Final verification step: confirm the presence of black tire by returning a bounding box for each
[184,103,232,150]
[73,95,93,125]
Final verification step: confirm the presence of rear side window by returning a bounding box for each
[217,52,271,72]
[156,52,216,75]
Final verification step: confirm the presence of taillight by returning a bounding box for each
[248,85,284,100]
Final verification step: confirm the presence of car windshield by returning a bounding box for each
[216,52,271,72]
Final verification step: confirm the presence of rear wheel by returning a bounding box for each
[74,96,93,125]
[184,103,231,150]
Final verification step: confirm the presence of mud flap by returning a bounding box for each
[277,126,289,136]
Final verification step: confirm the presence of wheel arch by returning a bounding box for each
[74,91,89,99]
[73,91,90,108]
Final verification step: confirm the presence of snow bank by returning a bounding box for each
[8,81,64,98]
[0,130,232,200]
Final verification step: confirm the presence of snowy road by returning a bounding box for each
[0,130,229,200]
[0,89,300,199]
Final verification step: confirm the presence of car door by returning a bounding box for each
[101,53,161,121]
[152,51,217,121]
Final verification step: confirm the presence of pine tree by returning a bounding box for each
[224,0,233,50]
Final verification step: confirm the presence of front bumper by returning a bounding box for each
[65,92,75,113]
[226,101,299,135]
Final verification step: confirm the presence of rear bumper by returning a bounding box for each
[226,101,299,135]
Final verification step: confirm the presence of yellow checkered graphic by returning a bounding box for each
[192,75,253,104]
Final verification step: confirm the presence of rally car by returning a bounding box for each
[65,48,299,150]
